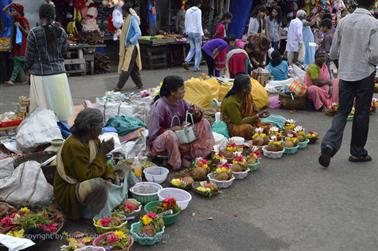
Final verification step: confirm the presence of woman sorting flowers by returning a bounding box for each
[147,76,215,170]
[304,50,339,110]
[221,74,266,139]
[54,108,114,220]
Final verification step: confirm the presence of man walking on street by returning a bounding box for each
[319,0,378,168]
[285,10,306,65]
[183,0,203,72]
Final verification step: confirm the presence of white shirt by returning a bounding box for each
[184,6,203,35]
[285,18,303,52]
[330,8,378,81]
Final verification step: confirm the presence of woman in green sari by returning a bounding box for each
[54,108,114,220]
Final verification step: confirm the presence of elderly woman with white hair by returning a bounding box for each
[285,9,307,65]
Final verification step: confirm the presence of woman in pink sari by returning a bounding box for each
[304,50,339,110]
[147,76,215,170]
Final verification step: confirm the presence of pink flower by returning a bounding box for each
[39,223,58,233]
[163,198,176,204]
[106,233,119,244]
[146,212,157,219]
[100,217,111,227]
[1,216,14,227]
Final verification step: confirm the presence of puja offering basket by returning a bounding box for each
[207,173,235,189]
[130,222,165,246]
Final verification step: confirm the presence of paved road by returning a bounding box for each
[1,68,377,251]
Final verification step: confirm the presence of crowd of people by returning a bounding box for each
[0,0,377,220]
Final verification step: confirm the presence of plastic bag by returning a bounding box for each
[15,26,22,45]
[211,121,229,138]
[131,156,143,181]
[16,108,62,151]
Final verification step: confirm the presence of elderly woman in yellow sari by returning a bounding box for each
[54,108,115,220]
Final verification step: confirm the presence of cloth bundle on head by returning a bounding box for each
[11,3,24,15]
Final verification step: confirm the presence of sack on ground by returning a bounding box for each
[16,108,62,151]
[0,158,53,206]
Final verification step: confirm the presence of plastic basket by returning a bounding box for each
[158,188,192,210]
[92,233,134,251]
[130,182,163,205]
[143,166,169,184]
[207,173,235,189]
[192,182,219,198]
[232,169,250,179]
[130,222,165,246]
[298,139,310,149]
[144,201,180,226]
[93,218,128,234]
[247,160,260,171]
[284,145,299,154]
[262,146,285,159]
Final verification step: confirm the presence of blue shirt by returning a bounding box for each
[125,16,141,47]
[266,60,288,81]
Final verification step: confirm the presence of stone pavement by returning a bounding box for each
[1,68,378,251]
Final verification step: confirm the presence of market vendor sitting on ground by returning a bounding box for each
[304,49,339,111]
[54,108,114,220]
[147,76,215,170]
[265,50,289,81]
[221,74,268,139]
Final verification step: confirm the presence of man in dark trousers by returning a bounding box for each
[319,0,378,168]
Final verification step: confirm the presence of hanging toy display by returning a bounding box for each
[102,0,124,40]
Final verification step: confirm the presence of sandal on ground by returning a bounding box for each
[348,155,372,163]
[113,87,122,92]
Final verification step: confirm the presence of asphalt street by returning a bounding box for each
[1,68,377,251]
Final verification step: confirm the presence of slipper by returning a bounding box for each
[348,155,372,163]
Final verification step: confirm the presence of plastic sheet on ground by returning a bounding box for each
[265,78,295,94]
[184,77,269,111]
[0,158,53,206]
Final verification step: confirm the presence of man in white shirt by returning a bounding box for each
[319,0,378,168]
[183,1,203,72]
[285,10,306,65]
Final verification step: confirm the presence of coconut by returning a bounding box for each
[232,164,246,172]
[298,135,306,142]
[253,137,264,146]
[190,167,207,181]
[247,157,257,164]
[140,225,156,237]
[181,176,194,186]
[214,172,230,181]
[284,141,295,148]
[224,151,234,159]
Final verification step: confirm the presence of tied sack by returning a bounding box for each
[171,112,197,144]
[289,80,307,96]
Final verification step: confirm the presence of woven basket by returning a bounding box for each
[298,139,310,149]
[284,145,299,155]
[207,173,235,189]
[130,222,165,246]
[247,160,261,171]
[232,169,250,179]
[279,93,306,110]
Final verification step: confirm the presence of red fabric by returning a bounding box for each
[228,52,249,78]
[214,23,225,39]
[215,49,227,71]
[11,3,24,14]
[74,0,86,10]
[13,16,30,57]
[107,15,116,33]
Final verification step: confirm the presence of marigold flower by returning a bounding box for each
[113,230,126,239]
[141,215,152,225]
[19,207,30,214]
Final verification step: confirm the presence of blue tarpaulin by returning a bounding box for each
[228,0,253,39]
